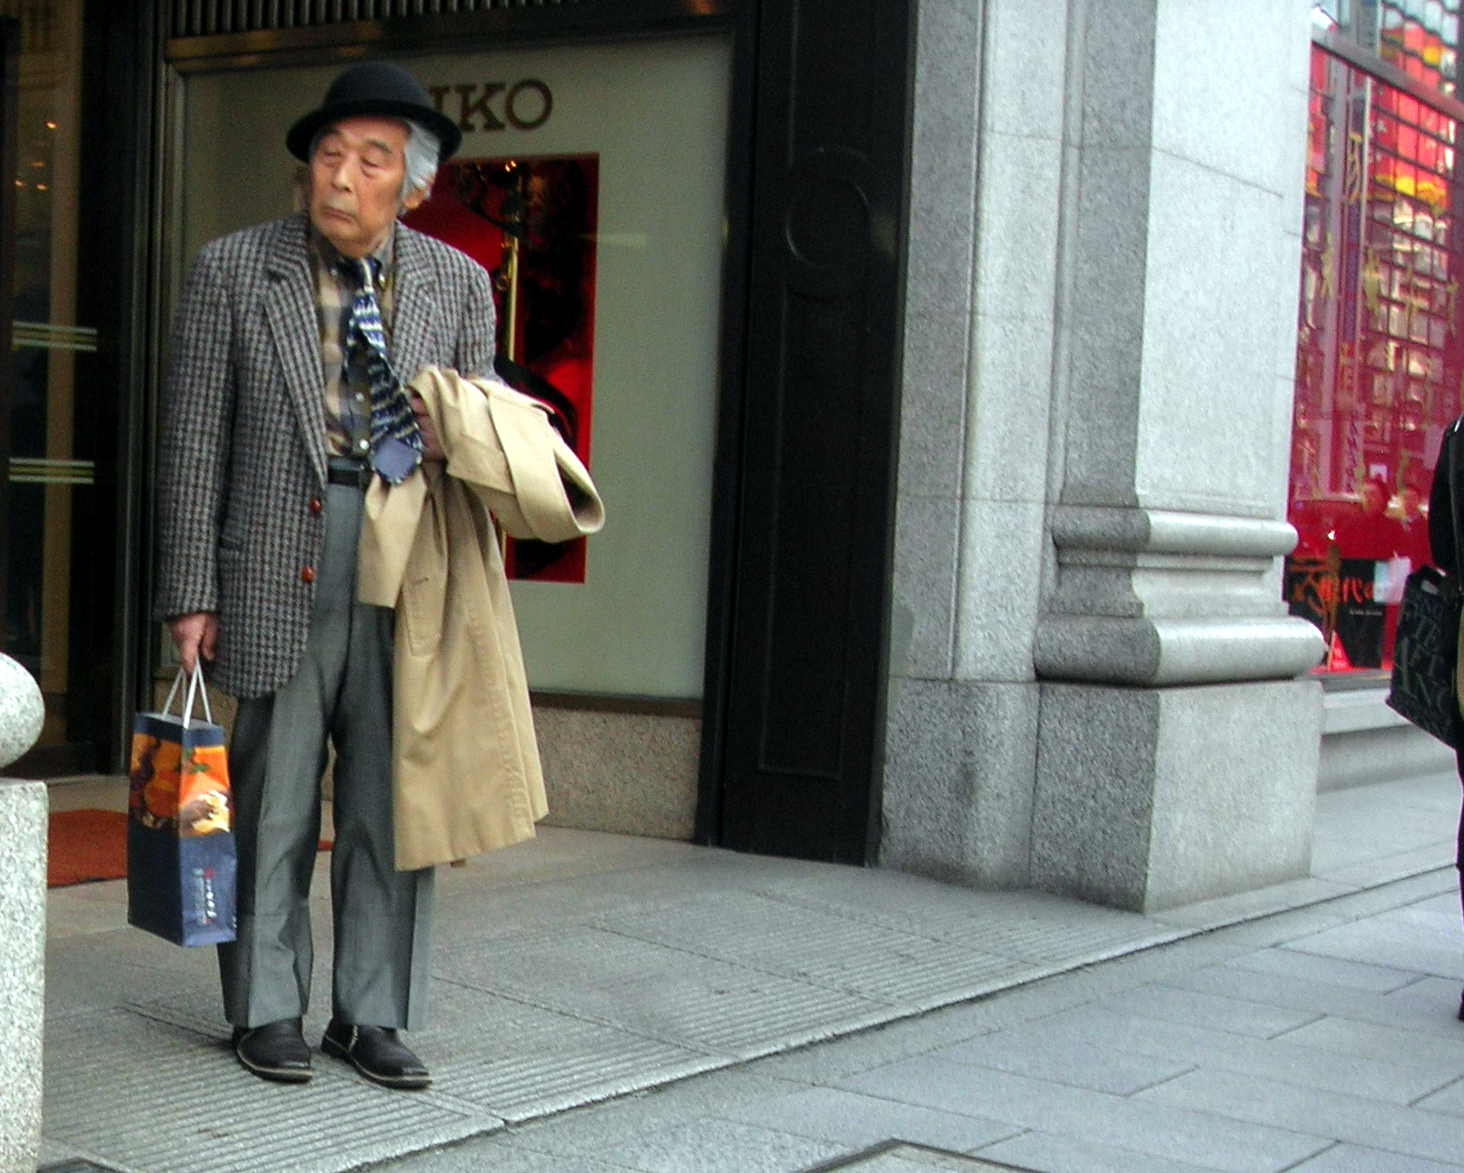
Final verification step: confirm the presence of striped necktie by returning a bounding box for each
[343,255,423,485]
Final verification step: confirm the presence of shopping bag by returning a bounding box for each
[1386,565,1461,748]
[126,667,237,945]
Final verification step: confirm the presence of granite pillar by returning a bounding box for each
[886,0,1325,906]
[1028,0,1325,909]
[0,779,46,1173]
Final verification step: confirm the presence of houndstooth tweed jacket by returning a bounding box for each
[154,210,497,698]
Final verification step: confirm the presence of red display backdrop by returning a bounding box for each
[405,154,599,583]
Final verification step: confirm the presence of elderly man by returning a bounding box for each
[155,61,493,1088]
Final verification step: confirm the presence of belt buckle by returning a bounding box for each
[329,460,371,489]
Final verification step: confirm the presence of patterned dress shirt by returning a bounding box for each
[311,228,396,458]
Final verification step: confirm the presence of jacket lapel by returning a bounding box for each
[390,224,437,384]
[265,213,330,486]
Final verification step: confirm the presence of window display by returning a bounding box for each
[405,154,600,583]
[178,36,732,697]
[1287,38,1464,674]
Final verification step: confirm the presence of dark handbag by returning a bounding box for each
[1386,565,1461,747]
[126,668,238,945]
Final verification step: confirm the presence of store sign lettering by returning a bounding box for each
[429,80,553,133]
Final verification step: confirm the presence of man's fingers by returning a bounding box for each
[200,614,220,661]
[168,612,219,674]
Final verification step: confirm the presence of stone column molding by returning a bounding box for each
[1036,504,1326,686]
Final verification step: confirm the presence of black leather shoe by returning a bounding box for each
[1457,990,1464,1022]
[321,1020,431,1089]
[231,1019,312,1083]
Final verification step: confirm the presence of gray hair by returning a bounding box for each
[400,118,440,203]
[306,117,441,208]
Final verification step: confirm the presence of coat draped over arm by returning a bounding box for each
[358,365,605,870]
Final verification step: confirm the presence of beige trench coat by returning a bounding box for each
[357,365,605,870]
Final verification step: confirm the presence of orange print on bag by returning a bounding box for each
[179,744,231,837]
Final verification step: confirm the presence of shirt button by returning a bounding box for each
[356,438,369,452]
[355,392,367,403]
[308,498,323,514]
[301,566,316,584]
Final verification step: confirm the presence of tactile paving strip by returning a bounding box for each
[591,892,1045,1008]
[431,1030,718,1122]
[44,1009,495,1173]
[437,931,892,1058]
[39,1162,120,1173]
[757,882,1171,964]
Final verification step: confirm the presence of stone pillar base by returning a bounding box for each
[0,779,46,1173]
[1032,679,1321,912]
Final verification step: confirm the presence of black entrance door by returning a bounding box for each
[2,0,123,776]
[698,0,912,864]
[0,17,15,659]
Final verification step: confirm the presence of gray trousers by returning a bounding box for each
[218,478,434,1030]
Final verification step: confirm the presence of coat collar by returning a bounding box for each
[389,221,436,388]
[264,213,330,485]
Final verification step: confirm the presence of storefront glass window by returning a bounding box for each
[1287,43,1464,674]
[1316,0,1462,100]
[3,0,112,769]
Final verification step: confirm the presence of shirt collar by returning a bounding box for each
[309,222,395,285]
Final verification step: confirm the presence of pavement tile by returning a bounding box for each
[1414,1076,1464,1116]
[975,1129,1228,1172]
[834,1057,1329,1172]
[1359,772,1460,810]
[507,1116,850,1173]
[435,922,893,1058]
[921,1028,1193,1095]
[589,890,1040,1008]
[37,775,1464,1173]
[44,1007,498,1173]
[1315,846,1456,889]
[811,1145,1029,1172]
[377,1136,642,1172]
[710,1086,1022,1153]
[44,930,214,1017]
[1278,1014,1464,1068]
[1285,910,1464,981]
[438,1069,805,1156]
[1162,963,1457,1033]
[1223,947,1422,993]
[1137,1067,1464,1166]
[1286,1144,1464,1172]
[931,1004,1458,1105]
[1150,878,1355,931]
[1377,975,1464,1020]
[1091,982,1322,1038]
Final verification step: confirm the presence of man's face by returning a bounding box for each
[307,115,425,258]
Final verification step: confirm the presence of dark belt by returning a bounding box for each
[327,459,373,489]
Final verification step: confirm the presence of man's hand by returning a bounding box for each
[409,391,444,461]
[168,611,219,675]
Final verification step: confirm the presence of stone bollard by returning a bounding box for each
[0,655,47,1173]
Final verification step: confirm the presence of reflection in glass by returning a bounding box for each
[4,0,99,758]
[1316,0,1463,99]
[1287,46,1462,673]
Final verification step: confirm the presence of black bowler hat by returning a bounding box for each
[286,60,462,163]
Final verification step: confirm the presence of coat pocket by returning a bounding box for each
[402,567,445,658]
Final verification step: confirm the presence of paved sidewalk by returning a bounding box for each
[380,866,1462,1172]
[38,771,1463,1173]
